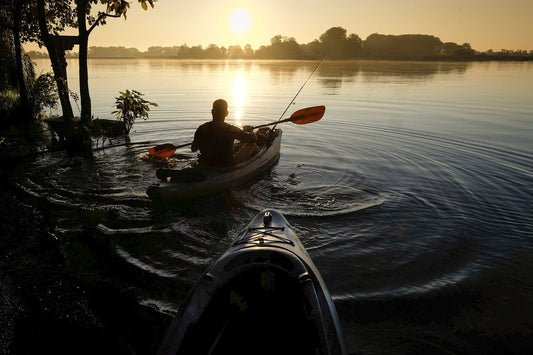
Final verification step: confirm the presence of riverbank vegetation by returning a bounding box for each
[1,0,156,157]
[28,27,533,62]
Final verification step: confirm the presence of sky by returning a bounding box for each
[28,0,533,52]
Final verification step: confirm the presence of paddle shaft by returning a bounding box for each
[165,117,295,150]
[148,105,325,157]
[252,116,294,129]
[172,142,192,149]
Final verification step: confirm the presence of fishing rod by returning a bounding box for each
[272,56,326,131]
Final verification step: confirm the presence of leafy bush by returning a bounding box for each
[112,89,157,134]
[28,73,58,116]
[0,90,19,125]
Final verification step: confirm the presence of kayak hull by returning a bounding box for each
[158,209,347,355]
[147,129,282,202]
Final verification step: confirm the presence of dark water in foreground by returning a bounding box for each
[5,59,533,353]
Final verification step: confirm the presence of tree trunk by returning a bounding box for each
[37,0,91,156]
[77,0,91,126]
[12,0,32,125]
[36,0,74,124]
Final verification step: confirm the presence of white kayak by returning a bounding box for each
[147,129,282,202]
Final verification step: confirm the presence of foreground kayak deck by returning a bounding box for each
[147,129,282,202]
[158,209,347,355]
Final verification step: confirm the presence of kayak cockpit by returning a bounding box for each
[169,260,329,355]
[158,210,347,355]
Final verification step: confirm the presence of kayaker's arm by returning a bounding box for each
[191,127,201,152]
[238,125,257,143]
[191,140,199,152]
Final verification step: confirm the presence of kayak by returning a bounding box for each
[147,129,282,202]
[158,209,347,355]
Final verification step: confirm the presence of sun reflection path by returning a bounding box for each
[232,70,246,127]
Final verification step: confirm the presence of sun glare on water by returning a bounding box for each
[229,8,252,35]
[232,71,247,125]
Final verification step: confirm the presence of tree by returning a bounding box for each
[36,0,77,145]
[188,45,204,58]
[227,45,245,58]
[363,33,442,59]
[347,33,363,57]
[1,0,59,125]
[244,44,254,58]
[75,0,156,126]
[11,1,31,121]
[319,27,362,59]
[205,44,224,59]
[255,35,302,59]
[457,43,475,57]
[301,39,322,59]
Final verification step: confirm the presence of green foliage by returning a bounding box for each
[0,29,17,90]
[0,25,57,124]
[88,0,156,28]
[28,73,58,115]
[0,90,19,124]
[112,89,157,134]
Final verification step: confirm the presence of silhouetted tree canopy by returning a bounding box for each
[28,26,533,61]
[319,27,362,59]
[255,36,302,59]
[363,34,442,59]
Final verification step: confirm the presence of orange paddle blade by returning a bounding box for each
[290,105,325,124]
[147,142,192,157]
[252,105,326,130]
[148,143,177,158]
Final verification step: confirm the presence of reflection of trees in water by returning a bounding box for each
[358,60,470,78]
[311,60,471,92]
[86,59,471,95]
[315,61,361,94]
[147,60,229,73]
[88,59,141,71]
[252,60,471,94]
[256,60,309,85]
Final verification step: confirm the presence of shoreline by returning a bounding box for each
[0,162,170,354]
[30,55,532,62]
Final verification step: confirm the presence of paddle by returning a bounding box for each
[147,105,325,157]
[147,142,192,158]
[253,105,325,129]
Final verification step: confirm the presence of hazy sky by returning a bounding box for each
[32,0,533,52]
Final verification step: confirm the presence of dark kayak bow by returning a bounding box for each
[158,209,347,355]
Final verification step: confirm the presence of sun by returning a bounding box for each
[229,8,252,35]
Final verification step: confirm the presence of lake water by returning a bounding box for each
[27,58,533,353]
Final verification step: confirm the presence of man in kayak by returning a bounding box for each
[192,99,259,167]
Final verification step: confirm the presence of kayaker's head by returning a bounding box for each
[212,99,229,123]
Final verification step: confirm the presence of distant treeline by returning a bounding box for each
[28,27,533,61]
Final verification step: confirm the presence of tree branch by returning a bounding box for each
[87,12,121,35]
